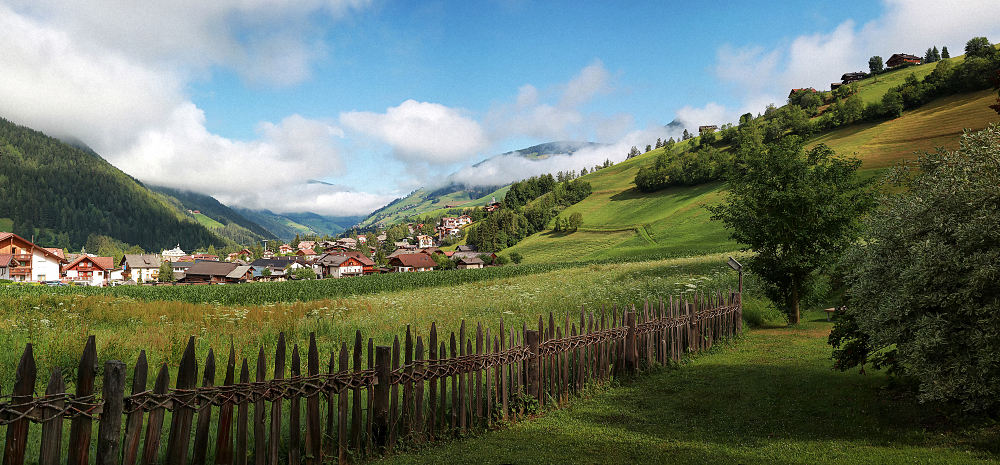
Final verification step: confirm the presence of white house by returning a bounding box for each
[0,232,64,282]
[120,254,162,283]
[417,235,434,249]
[161,245,186,262]
[64,255,117,286]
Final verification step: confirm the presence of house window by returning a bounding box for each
[37,274,45,281]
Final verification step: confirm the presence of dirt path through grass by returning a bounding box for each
[376,310,998,464]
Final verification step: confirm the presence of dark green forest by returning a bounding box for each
[0,117,227,251]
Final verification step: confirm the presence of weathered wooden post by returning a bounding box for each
[525,330,540,401]
[625,312,637,373]
[373,346,391,450]
[96,360,127,465]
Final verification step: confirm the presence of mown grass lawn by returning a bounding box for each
[376,310,999,464]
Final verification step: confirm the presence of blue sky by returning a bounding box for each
[1,0,997,216]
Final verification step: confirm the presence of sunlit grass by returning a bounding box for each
[0,253,747,393]
[376,309,999,464]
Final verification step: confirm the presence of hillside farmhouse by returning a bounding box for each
[886,53,921,68]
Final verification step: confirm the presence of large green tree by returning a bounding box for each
[964,36,993,59]
[832,125,1000,411]
[708,131,875,324]
[868,55,884,75]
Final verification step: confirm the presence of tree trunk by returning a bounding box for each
[789,284,801,325]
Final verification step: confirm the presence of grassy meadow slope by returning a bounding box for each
[812,89,998,170]
[503,87,998,264]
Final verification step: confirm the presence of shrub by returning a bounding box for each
[741,298,786,327]
[833,124,1000,411]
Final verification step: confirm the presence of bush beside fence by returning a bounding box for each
[0,289,740,464]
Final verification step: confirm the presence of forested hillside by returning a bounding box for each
[0,117,226,251]
[149,185,278,242]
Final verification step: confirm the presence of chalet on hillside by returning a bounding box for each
[191,253,218,261]
[841,71,867,84]
[389,253,436,272]
[279,244,294,254]
[161,245,186,262]
[63,255,117,286]
[788,87,817,98]
[417,235,434,249]
[0,232,64,282]
[698,125,718,135]
[886,53,921,68]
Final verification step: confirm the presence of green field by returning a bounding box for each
[377,309,999,464]
[192,212,224,229]
[0,218,12,232]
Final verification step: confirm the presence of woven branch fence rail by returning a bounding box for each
[0,290,740,464]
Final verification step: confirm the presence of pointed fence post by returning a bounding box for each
[122,350,148,465]
[268,334,286,464]
[39,367,65,465]
[373,346,391,451]
[97,360,127,465]
[192,349,216,465]
[69,336,97,465]
[526,330,540,402]
[215,346,237,465]
[167,336,199,465]
[4,344,36,465]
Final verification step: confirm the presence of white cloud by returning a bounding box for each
[449,125,682,188]
[216,183,397,217]
[674,102,736,134]
[714,0,1000,113]
[5,0,372,87]
[116,107,345,197]
[0,2,384,217]
[485,60,626,142]
[340,100,490,165]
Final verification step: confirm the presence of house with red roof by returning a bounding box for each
[64,255,117,287]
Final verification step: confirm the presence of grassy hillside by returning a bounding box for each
[503,85,998,264]
[359,185,512,228]
[149,185,277,241]
[812,89,998,170]
[192,213,224,229]
[358,142,603,228]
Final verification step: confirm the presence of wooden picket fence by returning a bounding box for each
[0,290,740,464]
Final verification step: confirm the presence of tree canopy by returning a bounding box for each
[708,130,875,324]
[831,124,1000,411]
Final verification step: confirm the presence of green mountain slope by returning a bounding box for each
[149,186,278,241]
[0,117,227,251]
[232,208,362,242]
[357,141,601,228]
[504,86,998,264]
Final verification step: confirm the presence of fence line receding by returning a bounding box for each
[0,290,741,464]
